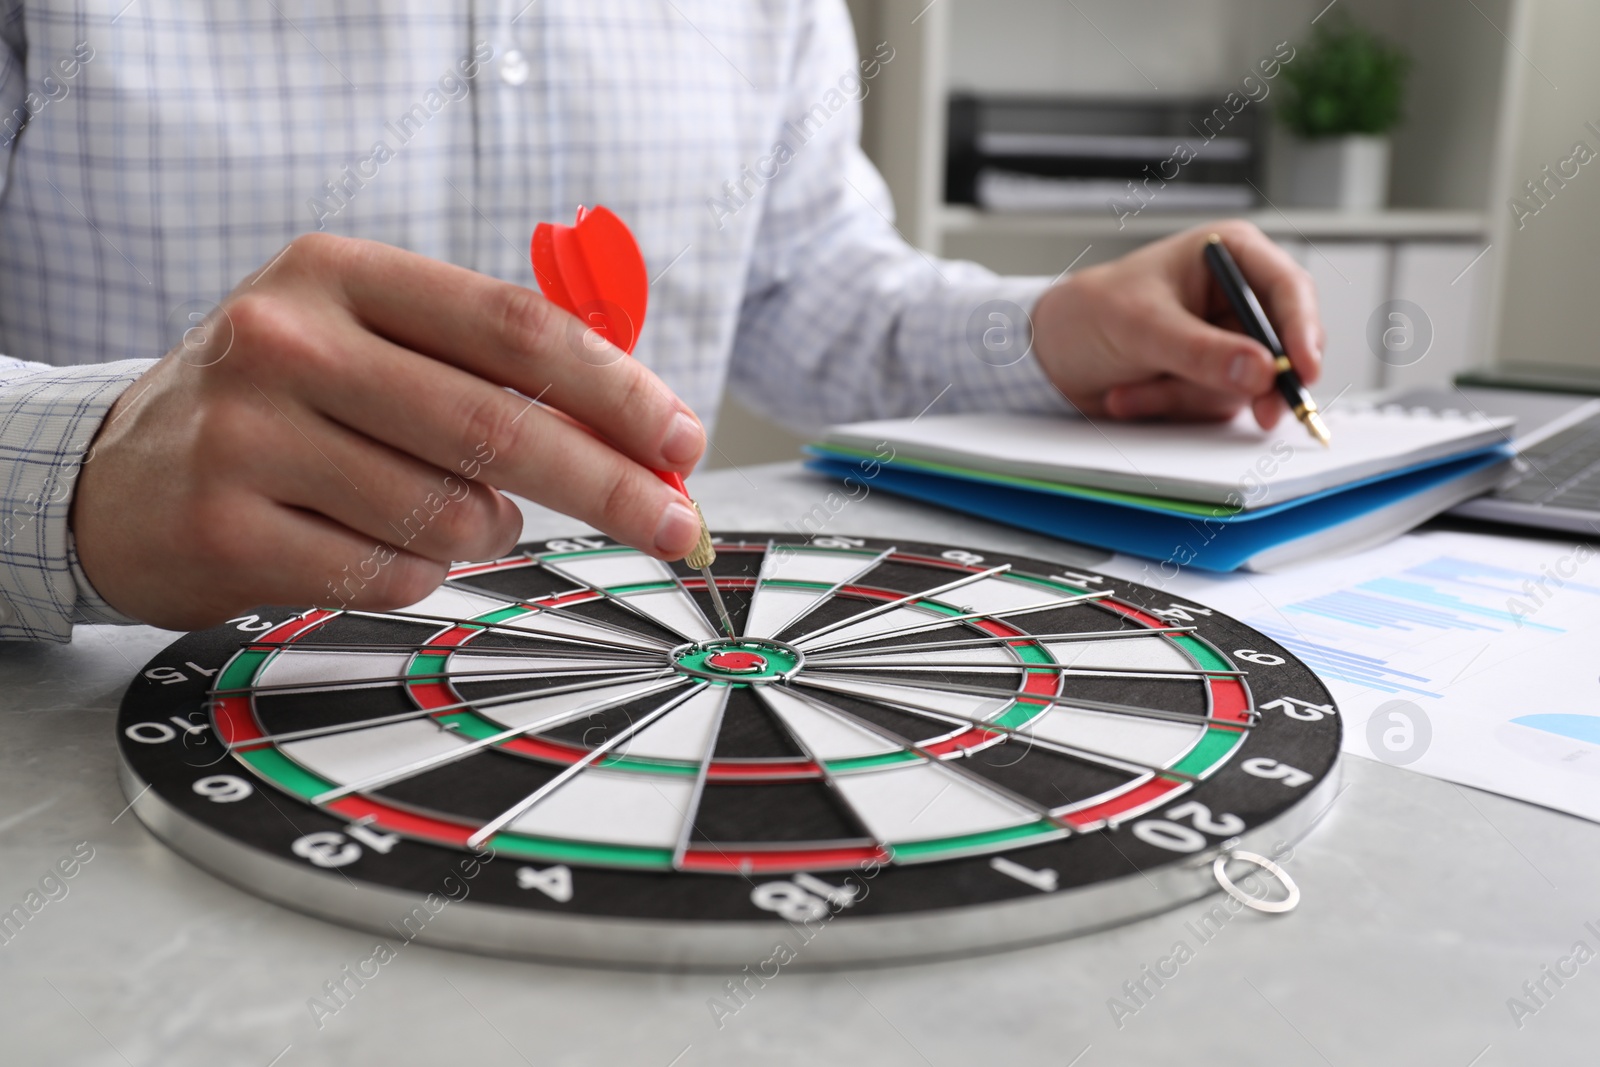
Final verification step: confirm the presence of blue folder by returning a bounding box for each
[804,444,1512,572]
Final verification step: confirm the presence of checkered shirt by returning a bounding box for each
[0,0,1068,640]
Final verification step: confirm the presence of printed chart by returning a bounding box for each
[1124,530,1600,822]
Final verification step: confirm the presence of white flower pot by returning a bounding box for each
[1286,134,1391,211]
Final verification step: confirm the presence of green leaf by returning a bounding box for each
[1279,14,1411,138]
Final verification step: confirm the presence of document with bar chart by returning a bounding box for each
[1107,530,1600,822]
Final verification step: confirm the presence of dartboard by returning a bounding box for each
[117,534,1340,966]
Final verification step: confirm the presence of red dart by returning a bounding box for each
[531,205,685,495]
[530,206,733,636]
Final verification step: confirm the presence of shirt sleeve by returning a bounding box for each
[0,18,151,639]
[725,0,1077,431]
[0,357,154,641]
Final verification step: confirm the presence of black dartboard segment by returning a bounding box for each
[117,534,1341,967]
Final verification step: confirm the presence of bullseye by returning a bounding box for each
[672,638,802,683]
[705,650,768,674]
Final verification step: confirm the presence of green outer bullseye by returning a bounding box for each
[674,641,801,683]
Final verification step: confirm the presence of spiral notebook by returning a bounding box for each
[807,405,1517,571]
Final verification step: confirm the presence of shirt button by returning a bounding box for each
[501,49,530,86]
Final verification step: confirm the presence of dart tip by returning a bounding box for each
[701,565,737,639]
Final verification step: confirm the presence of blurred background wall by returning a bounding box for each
[706,0,1600,468]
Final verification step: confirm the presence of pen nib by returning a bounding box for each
[1305,410,1332,448]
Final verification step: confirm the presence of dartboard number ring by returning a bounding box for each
[116,533,1340,966]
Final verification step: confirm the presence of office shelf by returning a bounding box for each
[935,205,1490,242]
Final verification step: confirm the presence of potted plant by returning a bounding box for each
[1279,16,1411,211]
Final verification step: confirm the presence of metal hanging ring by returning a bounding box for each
[1212,850,1300,914]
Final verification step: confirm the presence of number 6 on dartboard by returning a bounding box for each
[192,775,253,803]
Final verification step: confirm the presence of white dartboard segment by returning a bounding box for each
[742,588,828,641]
[831,762,1039,844]
[615,589,718,642]
[281,719,473,788]
[800,573,1090,652]
[507,768,695,850]
[469,678,684,735]
[498,608,663,650]
[543,551,716,642]
[937,575,1069,615]
[1019,706,1205,770]
[399,586,512,625]
[754,688,904,761]
[798,605,962,651]
[812,644,1020,673]
[817,645,1016,664]
[618,684,729,762]
[543,550,672,591]
[445,653,651,682]
[743,548,884,638]
[255,651,413,693]
[803,676,1016,724]
[1042,637,1196,672]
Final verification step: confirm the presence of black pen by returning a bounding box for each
[1203,234,1330,447]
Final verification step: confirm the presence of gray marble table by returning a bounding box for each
[3,464,1596,1066]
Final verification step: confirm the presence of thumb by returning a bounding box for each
[1143,301,1277,398]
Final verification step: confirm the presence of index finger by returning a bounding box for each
[1206,222,1325,386]
[290,235,705,474]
